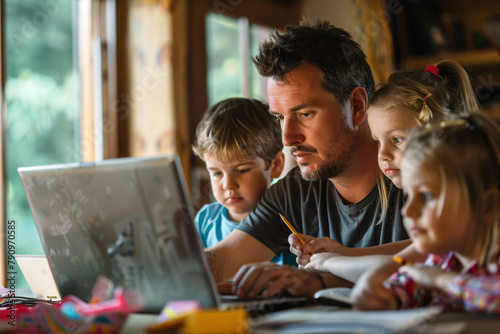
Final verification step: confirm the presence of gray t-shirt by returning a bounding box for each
[236,166,408,256]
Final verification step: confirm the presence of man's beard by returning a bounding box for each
[301,156,347,181]
[295,131,359,182]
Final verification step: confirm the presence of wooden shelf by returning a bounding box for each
[401,49,500,70]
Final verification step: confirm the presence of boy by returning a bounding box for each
[192,97,296,266]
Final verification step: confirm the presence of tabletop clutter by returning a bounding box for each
[0,275,251,334]
[0,275,144,333]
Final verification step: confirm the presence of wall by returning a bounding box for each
[302,0,395,83]
[302,0,353,34]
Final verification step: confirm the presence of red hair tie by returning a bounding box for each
[425,65,439,76]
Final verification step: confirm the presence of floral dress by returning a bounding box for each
[389,252,500,313]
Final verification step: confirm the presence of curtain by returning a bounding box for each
[350,0,395,83]
[128,0,177,156]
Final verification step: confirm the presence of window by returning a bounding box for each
[5,0,79,291]
[2,0,118,291]
[205,12,271,105]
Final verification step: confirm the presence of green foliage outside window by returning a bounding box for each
[5,0,78,291]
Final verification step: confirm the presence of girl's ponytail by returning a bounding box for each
[435,59,481,115]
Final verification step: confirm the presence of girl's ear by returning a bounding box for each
[483,187,499,222]
[270,151,285,178]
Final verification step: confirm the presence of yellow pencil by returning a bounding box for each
[393,255,413,266]
[279,213,315,254]
[279,213,305,245]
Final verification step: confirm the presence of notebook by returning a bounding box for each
[18,155,306,314]
[314,287,352,308]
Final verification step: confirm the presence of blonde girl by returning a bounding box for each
[368,60,481,222]
[383,113,500,313]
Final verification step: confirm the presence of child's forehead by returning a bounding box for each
[368,105,414,120]
[368,107,419,131]
[203,152,261,166]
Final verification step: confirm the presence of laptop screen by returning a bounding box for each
[18,155,220,312]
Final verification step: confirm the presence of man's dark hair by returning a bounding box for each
[253,19,375,105]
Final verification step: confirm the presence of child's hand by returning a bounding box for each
[304,252,341,272]
[288,234,345,266]
[399,264,455,291]
[351,263,399,310]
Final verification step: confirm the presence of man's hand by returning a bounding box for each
[231,262,325,299]
[288,234,345,266]
[216,281,234,295]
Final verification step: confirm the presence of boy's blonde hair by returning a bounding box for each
[404,113,500,266]
[192,98,283,169]
[371,59,481,223]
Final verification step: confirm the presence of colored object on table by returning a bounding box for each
[61,287,144,319]
[157,300,200,323]
[147,305,249,334]
[0,279,144,334]
[147,300,200,333]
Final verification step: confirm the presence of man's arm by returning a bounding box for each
[205,229,276,283]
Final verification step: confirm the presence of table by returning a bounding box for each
[121,306,500,334]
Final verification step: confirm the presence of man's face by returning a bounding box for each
[267,63,360,181]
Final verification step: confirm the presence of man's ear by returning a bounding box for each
[270,151,285,178]
[350,86,368,127]
[483,187,499,223]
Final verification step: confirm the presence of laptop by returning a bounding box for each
[18,155,306,314]
[15,254,61,300]
[18,155,221,313]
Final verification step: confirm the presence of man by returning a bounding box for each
[207,20,410,299]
